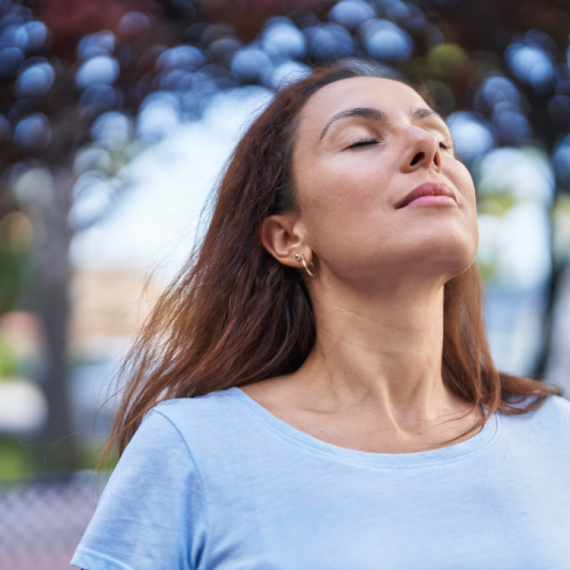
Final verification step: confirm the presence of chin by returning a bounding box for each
[405,231,479,281]
[442,255,477,282]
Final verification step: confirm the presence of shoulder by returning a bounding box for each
[71,400,214,570]
[140,388,251,459]
[540,394,570,427]
[499,394,570,440]
[518,394,569,420]
[114,389,244,466]
[151,387,242,429]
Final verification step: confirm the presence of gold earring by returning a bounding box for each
[294,253,316,277]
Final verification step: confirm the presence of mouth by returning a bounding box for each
[395,182,457,209]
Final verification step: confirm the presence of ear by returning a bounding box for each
[261,212,308,269]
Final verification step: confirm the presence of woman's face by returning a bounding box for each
[291,76,479,286]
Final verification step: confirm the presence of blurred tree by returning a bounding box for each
[0,0,184,473]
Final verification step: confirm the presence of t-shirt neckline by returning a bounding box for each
[228,386,500,468]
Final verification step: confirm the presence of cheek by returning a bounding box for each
[296,173,396,273]
[451,163,479,253]
[446,161,478,216]
[450,161,476,203]
[296,155,386,226]
[299,182,386,259]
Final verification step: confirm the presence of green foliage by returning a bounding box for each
[0,437,118,481]
[0,438,34,481]
[477,192,518,216]
[0,334,18,379]
[0,212,33,317]
[79,441,118,473]
[476,259,499,284]
[427,43,469,76]
[553,195,570,265]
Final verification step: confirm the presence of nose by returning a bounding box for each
[400,128,442,173]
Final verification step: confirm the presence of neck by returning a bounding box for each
[295,274,467,432]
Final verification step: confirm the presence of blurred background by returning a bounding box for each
[0,0,569,567]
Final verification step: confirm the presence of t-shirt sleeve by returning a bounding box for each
[70,409,208,570]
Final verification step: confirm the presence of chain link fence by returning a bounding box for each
[0,474,104,570]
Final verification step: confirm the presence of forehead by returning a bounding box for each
[297,76,431,139]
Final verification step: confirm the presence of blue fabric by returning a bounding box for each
[71,388,570,570]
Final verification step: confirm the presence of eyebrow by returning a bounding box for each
[318,106,447,143]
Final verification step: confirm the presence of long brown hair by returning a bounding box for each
[104,61,562,460]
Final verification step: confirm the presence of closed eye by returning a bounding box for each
[347,138,451,150]
[347,138,379,149]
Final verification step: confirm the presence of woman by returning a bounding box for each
[72,62,570,569]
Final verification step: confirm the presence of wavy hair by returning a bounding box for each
[103,61,563,460]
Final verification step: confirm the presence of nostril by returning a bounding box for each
[410,152,424,166]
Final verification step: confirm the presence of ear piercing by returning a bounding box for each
[295,253,316,278]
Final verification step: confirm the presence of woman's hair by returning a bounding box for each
[103,61,563,460]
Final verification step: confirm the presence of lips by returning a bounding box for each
[395,182,456,209]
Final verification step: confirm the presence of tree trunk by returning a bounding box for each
[532,195,564,382]
[33,166,78,475]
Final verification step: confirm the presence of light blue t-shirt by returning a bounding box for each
[71,388,570,570]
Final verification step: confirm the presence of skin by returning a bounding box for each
[244,77,482,453]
